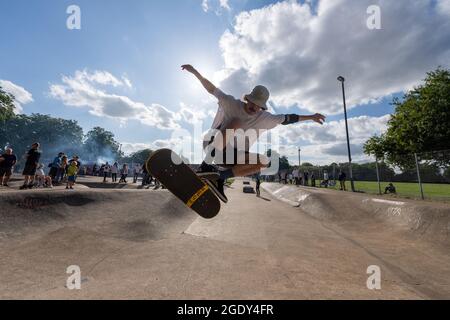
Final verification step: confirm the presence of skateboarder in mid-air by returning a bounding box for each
[181,64,326,203]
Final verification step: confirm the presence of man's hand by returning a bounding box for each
[181,64,197,74]
[311,113,326,125]
[182,64,216,94]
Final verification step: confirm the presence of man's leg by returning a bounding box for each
[3,172,11,185]
[29,174,36,187]
[21,175,31,189]
[203,150,268,203]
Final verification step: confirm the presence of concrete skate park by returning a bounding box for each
[0,176,449,300]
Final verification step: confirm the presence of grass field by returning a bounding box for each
[317,180,450,201]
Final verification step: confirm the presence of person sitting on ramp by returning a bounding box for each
[182,64,326,203]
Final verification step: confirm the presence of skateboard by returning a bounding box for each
[146,149,221,219]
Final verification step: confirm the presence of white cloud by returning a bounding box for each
[202,0,209,12]
[220,0,231,11]
[0,80,33,113]
[278,114,391,145]
[49,70,181,130]
[120,142,153,155]
[216,0,450,115]
[275,114,391,164]
[121,75,133,89]
[201,0,231,14]
[437,0,450,16]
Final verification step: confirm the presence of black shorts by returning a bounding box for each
[22,164,37,176]
[204,137,264,167]
[0,167,13,177]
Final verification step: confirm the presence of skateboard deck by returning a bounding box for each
[146,149,221,219]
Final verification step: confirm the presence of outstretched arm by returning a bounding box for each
[282,113,326,126]
[181,64,216,95]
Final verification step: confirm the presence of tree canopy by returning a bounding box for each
[364,68,450,168]
[120,149,154,165]
[1,112,122,167]
[84,127,122,162]
[0,86,16,122]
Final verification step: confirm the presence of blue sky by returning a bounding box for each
[1,0,449,164]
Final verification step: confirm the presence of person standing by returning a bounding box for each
[338,170,347,191]
[60,155,69,183]
[49,152,63,183]
[311,172,316,188]
[256,175,261,198]
[322,170,329,188]
[110,162,119,182]
[0,148,17,187]
[292,168,298,186]
[103,162,111,183]
[20,143,41,190]
[141,163,149,187]
[304,171,309,187]
[119,164,129,183]
[133,164,141,184]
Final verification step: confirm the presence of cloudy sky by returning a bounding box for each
[1,0,449,164]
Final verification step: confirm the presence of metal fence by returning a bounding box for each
[265,149,450,202]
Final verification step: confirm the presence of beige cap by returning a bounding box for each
[244,85,270,110]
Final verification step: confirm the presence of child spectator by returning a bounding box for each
[35,164,53,188]
[66,161,78,190]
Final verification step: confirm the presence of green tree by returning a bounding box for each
[364,68,450,168]
[0,114,84,166]
[0,86,15,122]
[267,149,290,172]
[121,149,153,164]
[443,167,450,182]
[302,162,314,167]
[84,127,122,162]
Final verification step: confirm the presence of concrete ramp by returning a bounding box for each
[262,183,450,247]
[0,190,197,243]
[1,180,450,299]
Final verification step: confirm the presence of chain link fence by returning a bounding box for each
[264,149,450,202]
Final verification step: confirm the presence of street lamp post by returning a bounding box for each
[298,148,301,168]
[337,76,355,192]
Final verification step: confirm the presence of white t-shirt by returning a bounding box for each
[110,165,119,174]
[209,88,285,147]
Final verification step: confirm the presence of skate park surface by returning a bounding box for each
[0,177,449,299]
